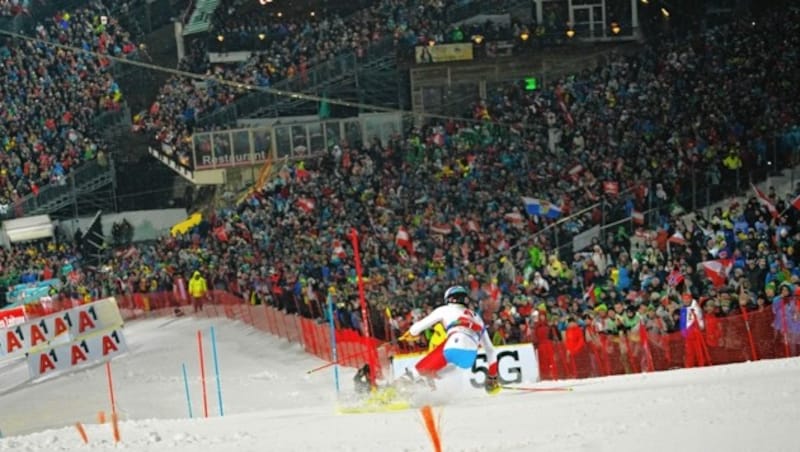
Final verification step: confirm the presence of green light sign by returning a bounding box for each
[524,77,538,91]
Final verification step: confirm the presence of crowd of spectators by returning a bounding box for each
[0,2,136,213]
[0,0,27,16]
[3,11,800,363]
[137,0,534,169]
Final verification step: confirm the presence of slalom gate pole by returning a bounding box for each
[197,330,209,418]
[182,363,193,418]
[210,326,224,416]
[740,308,758,361]
[327,292,340,395]
[105,361,117,416]
[348,228,377,386]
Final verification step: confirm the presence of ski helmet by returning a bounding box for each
[443,285,469,304]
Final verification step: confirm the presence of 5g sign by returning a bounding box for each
[470,350,523,388]
[390,344,539,390]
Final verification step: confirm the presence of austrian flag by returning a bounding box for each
[296,197,315,213]
[701,259,733,288]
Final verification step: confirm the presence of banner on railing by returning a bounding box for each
[6,278,61,306]
[0,306,26,329]
[390,344,539,389]
[26,327,128,380]
[0,297,124,359]
[415,43,474,64]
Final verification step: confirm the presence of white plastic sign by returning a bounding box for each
[390,343,539,390]
[26,328,128,379]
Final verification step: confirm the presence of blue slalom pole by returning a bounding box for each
[181,363,193,418]
[327,292,340,395]
[210,326,224,416]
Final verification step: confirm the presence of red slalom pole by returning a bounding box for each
[197,330,209,418]
[105,361,117,416]
[348,228,377,386]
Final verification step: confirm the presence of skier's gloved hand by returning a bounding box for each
[485,375,501,395]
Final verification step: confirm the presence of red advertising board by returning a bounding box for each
[0,306,26,329]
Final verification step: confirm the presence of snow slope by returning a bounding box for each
[1,316,799,452]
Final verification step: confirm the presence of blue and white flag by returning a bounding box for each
[522,197,562,219]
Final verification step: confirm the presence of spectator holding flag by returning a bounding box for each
[680,293,707,368]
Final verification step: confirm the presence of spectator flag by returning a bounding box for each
[567,164,584,181]
[296,197,315,213]
[668,231,686,246]
[430,223,452,235]
[631,210,645,225]
[395,227,413,253]
[701,259,733,288]
[752,184,779,219]
[522,197,562,219]
[791,193,800,211]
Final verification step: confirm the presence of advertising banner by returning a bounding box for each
[0,306,26,329]
[6,279,61,306]
[0,298,124,359]
[390,344,539,390]
[27,327,128,380]
[415,43,474,64]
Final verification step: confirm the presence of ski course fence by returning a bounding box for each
[19,291,800,381]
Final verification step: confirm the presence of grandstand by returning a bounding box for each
[0,0,799,402]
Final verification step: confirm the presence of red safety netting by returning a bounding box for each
[18,292,800,380]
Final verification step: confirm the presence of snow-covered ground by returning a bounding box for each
[1,316,799,452]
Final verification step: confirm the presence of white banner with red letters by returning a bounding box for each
[0,298,124,360]
[26,327,128,380]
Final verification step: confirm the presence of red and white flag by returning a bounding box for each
[567,164,584,181]
[631,210,644,225]
[752,184,779,219]
[668,231,687,245]
[395,227,412,253]
[701,259,732,288]
[296,197,315,213]
[790,194,800,211]
[430,223,452,235]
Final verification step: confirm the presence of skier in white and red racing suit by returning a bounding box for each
[400,285,501,394]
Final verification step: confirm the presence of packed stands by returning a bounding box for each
[0,2,138,213]
[137,0,534,170]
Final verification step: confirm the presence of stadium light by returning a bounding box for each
[566,28,575,38]
[472,34,484,44]
[661,7,670,17]
[310,11,315,17]
[259,0,272,4]
[520,31,530,41]
[216,34,224,42]
[258,32,266,40]
[428,39,436,47]
[277,11,283,17]
[610,22,621,35]
[640,0,648,4]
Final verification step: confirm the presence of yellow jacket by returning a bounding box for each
[189,272,207,298]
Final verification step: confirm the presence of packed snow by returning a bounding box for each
[1,316,798,452]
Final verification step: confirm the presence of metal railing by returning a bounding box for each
[2,159,113,220]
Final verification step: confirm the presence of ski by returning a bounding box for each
[501,385,573,392]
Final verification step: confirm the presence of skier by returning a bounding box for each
[399,285,501,394]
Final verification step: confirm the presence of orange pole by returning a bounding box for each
[420,406,442,452]
[75,423,89,444]
[111,412,121,443]
[105,361,117,416]
[198,330,209,418]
